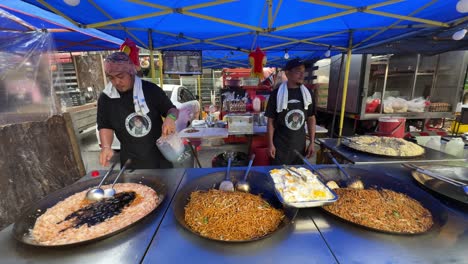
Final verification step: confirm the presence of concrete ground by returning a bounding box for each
[79,134,317,173]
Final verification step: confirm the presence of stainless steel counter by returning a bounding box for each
[319,138,466,164]
[0,169,186,264]
[306,165,468,264]
[142,167,338,264]
[0,165,467,264]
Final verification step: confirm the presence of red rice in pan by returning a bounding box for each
[32,183,159,245]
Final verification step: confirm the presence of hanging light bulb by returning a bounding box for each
[284,50,290,59]
[452,29,467,40]
[64,0,80,6]
[324,46,331,57]
[456,0,468,13]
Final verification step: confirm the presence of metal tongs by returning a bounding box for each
[282,165,307,182]
[404,164,468,195]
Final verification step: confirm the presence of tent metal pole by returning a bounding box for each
[353,0,436,48]
[37,0,80,27]
[302,0,448,27]
[197,75,202,119]
[148,29,157,83]
[338,31,353,137]
[158,52,164,87]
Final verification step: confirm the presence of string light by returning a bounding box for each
[64,0,80,6]
[452,29,467,40]
[456,0,468,13]
[324,46,331,57]
[284,49,290,59]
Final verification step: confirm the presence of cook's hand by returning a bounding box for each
[268,143,276,159]
[162,117,176,136]
[305,142,315,158]
[99,147,114,167]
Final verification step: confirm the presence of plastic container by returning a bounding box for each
[156,132,186,162]
[377,117,406,138]
[253,97,261,112]
[445,138,464,157]
[425,137,441,151]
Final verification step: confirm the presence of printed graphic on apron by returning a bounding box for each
[125,113,152,137]
[284,109,304,131]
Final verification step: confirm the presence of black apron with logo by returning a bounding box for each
[271,88,307,165]
[113,90,172,169]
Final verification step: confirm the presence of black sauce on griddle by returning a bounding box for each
[58,191,136,232]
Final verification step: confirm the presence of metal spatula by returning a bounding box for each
[219,157,234,191]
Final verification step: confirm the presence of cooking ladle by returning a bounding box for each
[103,159,132,198]
[236,154,255,192]
[219,157,234,191]
[86,160,118,201]
[325,152,362,188]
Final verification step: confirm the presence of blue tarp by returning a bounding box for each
[10,0,468,66]
[0,0,122,51]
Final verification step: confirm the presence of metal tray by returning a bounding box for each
[13,174,167,247]
[269,168,338,208]
[273,187,338,208]
[411,165,468,204]
[172,170,297,243]
[342,137,424,158]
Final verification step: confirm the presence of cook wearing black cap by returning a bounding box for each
[264,58,316,165]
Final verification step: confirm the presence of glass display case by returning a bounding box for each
[327,51,468,121]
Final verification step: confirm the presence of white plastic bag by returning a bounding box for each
[383,97,408,113]
[407,97,427,112]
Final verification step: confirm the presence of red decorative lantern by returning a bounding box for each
[120,38,140,70]
[248,47,267,79]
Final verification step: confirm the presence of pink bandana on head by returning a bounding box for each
[104,52,137,75]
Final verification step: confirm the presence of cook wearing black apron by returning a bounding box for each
[265,87,315,165]
[97,79,175,169]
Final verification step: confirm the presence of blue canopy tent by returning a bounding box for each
[16,0,467,60]
[0,0,122,51]
[14,0,468,135]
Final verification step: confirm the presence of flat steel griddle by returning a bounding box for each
[319,138,466,164]
[13,173,167,247]
[316,167,448,235]
[172,170,297,242]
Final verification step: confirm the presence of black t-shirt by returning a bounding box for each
[265,86,316,164]
[97,80,176,169]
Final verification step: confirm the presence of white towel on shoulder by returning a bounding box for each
[103,76,150,115]
[276,81,312,113]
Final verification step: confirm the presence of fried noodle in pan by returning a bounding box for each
[323,188,433,234]
[184,189,285,241]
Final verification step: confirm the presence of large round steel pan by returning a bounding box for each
[13,173,166,247]
[173,170,297,242]
[411,165,468,204]
[317,167,448,235]
[341,137,425,158]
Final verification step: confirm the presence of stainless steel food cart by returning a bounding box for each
[0,165,466,264]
